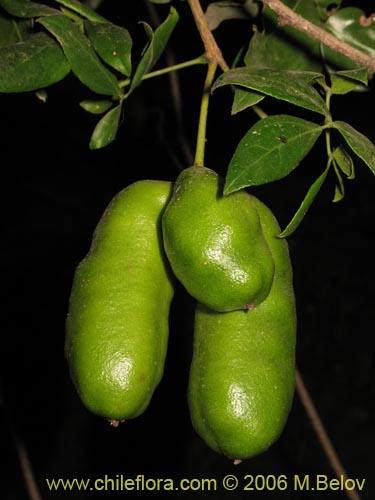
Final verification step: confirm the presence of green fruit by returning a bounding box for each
[65,180,174,422]
[162,166,275,312]
[188,195,296,460]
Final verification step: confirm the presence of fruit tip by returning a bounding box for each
[108,419,125,427]
[245,301,256,311]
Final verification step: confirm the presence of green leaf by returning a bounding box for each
[332,168,345,203]
[258,0,323,72]
[212,68,330,118]
[85,21,132,76]
[0,32,70,92]
[330,68,369,95]
[329,121,375,175]
[278,165,330,238]
[0,0,59,17]
[53,0,108,22]
[0,16,29,47]
[39,15,120,96]
[89,103,122,149]
[128,6,179,95]
[80,98,112,114]
[322,7,375,70]
[225,114,323,193]
[332,145,355,179]
[314,0,342,21]
[332,185,344,203]
[205,2,250,31]
[231,87,264,114]
[244,25,322,73]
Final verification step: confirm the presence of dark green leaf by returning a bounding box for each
[322,7,375,70]
[205,2,250,31]
[330,121,375,175]
[0,16,26,47]
[0,32,70,92]
[85,21,132,76]
[89,103,122,149]
[330,68,369,95]
[244,25,322,73]
[54,0,108,22]
[212,68,330,118]
[0,0,59,17]
[231,87,264,114]
[330,75,364,95]
[150,5,179,61]
[333,185,344,203]
[278,165,330,237]
[80,99,112,114]
[243,0,260,17]
[334,68,369,86]
[332,170,345,203]
[258,0,323,72]
[39,15,120,96]
[332,145,355,179]
[128,6,179,95]
[225,114,323,193]
[314,0,342,21]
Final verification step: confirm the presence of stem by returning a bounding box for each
[325,129,333,161]
[118,56,207,89]
[16,438,43,500]
[187,0,229,71]
[324,87,334,162]
[296,369,362,500]
[262,0,375,74]
[194,61,217,166]
[252,105,269,120]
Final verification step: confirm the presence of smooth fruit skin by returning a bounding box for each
[162,166,275,312]
[188,196,296,460]
[65,180,174,422]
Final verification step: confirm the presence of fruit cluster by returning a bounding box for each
[65,166,296,461]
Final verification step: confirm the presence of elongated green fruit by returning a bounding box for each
[65,180,174,422]
[188,196,296,460]
[162,166,275,312]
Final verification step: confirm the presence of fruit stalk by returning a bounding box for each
[194,61,217,166]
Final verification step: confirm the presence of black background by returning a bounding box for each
[1,1,374,499]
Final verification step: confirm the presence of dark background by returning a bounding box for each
[1,1,374,499]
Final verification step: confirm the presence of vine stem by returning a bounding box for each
[296,369,362,500]
[194,61,217,166]
[262,0,375,74]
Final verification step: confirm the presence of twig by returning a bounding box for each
[187,0,229,71]
[15,438,43,500]
[296,368,361,500]
[262,0,375,74]
[1,386,42,500]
